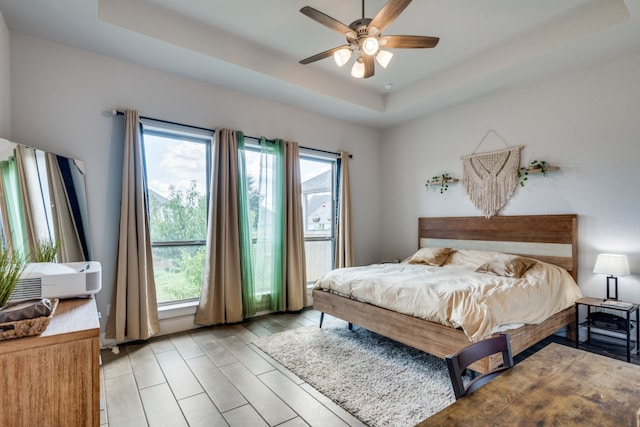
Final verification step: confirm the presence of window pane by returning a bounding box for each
[300,156,335,284]
[305,240,333,283]
[152,245,206,303]
[300,158,333,238]
[144,133,208,242]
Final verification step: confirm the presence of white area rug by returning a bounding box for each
[253,324,455,427]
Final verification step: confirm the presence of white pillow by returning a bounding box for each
[475,253,537,278]
[406,247,452,266]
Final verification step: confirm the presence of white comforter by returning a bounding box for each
[313,250,583,342]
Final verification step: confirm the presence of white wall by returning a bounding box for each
[8,33,382,333]
[0,11,10,137]
[381,48,640,303]
[10,30,640,335]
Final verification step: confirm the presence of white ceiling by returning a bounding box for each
[1,0,639,129]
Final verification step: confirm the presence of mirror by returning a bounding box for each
[0,138,91,262]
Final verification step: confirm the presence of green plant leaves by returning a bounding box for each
[425,173,453,194]
[0,249,26,307]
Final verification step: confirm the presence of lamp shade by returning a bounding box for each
[361,37,379,55]
[333,47,353,67]
[351,58,365,78]
[375,50,393,68]
[593,254,630,277]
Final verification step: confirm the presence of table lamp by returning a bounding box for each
[593,253,630,300]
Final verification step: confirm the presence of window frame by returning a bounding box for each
[140,121,213,306]
[299,151,338,286]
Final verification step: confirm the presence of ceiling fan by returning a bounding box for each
[299,0,439,79]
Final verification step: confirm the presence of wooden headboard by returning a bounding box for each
[418,214,578,281]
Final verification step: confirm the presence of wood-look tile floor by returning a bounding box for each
[100,308,367,427]
[100,308,640,427]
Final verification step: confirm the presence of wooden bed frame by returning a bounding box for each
[313,214,579,374]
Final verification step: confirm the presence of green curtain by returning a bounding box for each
[1,157,28,257]
[237,132,256,318]
[252,138,285,312]
[237,137,306,314]
[257,138,285,311]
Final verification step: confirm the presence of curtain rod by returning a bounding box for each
[111,110,352,159]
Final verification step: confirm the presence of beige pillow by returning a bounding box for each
[475,253,537,278]
[407,247,452,266]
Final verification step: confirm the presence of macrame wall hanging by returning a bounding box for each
[461,130,523,218]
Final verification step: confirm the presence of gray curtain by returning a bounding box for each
[106,109,160,342]
[14,145,37,259]
[46,153,85,262]
[283,141,307,310]
[195,128,244,325]
[0,172,14,255]
[335,151,354,268]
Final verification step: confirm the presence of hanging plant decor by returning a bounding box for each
[517,160,548,187]
[424,128,560,219]
[425,173,456,194]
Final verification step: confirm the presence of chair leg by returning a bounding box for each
[348,322,353,330]
[319,312,324,328]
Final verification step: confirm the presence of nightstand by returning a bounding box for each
[575,297,640,362]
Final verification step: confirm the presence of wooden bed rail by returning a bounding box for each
[314,289,575,374]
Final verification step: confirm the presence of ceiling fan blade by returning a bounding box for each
[300,6,352,35]
[363,54,375,78]
[299,45,350,65]
[369,0,412,33]
[380,35,439,49]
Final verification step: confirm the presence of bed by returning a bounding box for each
[312,214,581,374]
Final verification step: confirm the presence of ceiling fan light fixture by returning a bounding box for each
[376,50,393,68]
[333,47,353,67]
[299,2,440,79]
[361,37,379,56]
[351,57,365,78]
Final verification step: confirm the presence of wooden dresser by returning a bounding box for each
[0,298,100,427]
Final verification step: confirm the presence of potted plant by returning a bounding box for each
[32,239,62,263]
[0,248,26,307]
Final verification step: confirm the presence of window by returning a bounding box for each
[300,154,337,285]
[141,124,337,307]
[141,123,211,305]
